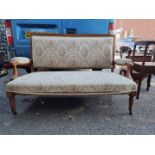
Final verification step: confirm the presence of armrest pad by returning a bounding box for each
[10,58,32,79]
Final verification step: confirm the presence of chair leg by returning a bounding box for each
[123,70,127,77]
[146,74,152,91]
[120,69,126,76]
[6,92,17,115]
[25,67,31,73]
[136,79,142,99]
[129,94,134,115]
[126,64,132,78]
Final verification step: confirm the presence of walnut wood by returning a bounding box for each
[11,60,19,79]
[6,90,137,115]
[6,92,17,115]
[117,46,133,78]
[10,60,32,79]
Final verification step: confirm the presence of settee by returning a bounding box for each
[6,34,137,115]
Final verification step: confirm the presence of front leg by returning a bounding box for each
[6,92,17,115]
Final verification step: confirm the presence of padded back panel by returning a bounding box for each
[32,36,114,69]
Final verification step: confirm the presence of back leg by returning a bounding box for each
[146,74,152,91]
[6,92,17,115]
[129,93,135,115]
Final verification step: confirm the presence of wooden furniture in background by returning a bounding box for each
[115,46,133,78]
[131,41,155,99]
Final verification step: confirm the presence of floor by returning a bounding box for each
[0,69,155,135]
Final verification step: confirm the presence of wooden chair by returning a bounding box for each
[115,46,133,78]
[131,41,155,99]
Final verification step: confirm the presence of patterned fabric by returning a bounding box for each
[115,58,132,65]
[6,71,137,94]
[32,36,114,69]
[11,57,30,64]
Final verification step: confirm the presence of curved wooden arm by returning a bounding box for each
[11,60,19,80]
[10,58,32,80]
[126,63,133,78]
[114,60,133,78]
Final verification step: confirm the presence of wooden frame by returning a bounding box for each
[10,60,32,79]
[131,41,155,99]
[6,91,137,115]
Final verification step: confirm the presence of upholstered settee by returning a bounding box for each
[6,34,137,115]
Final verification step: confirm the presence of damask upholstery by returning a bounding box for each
[115,58,132,65]
[6,71,137,95]
[32,36,114,69]
[11,57,30,64]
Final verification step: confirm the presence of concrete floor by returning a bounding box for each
[0,69,155,135]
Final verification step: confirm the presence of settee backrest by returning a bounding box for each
[31,34,115,69]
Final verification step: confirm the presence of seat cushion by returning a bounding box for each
[6,71,137,95]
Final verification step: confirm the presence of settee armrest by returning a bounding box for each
[10,58,32,80]
[114,59,133,78]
